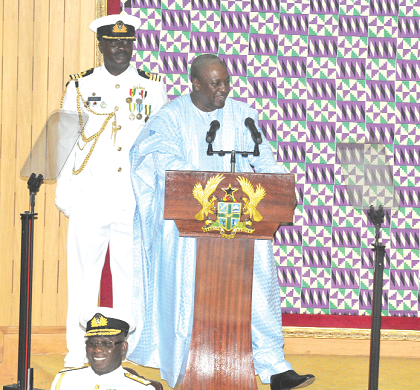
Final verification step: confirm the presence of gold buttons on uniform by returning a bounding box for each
[117,147,122,151]
[115,84,120,89]
[117,125,121,130]
[118,167,122,172]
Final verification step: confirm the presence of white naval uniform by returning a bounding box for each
[55,65,169,367]
[51,366,154,389]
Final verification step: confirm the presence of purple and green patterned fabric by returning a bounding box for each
[123,0,420,318]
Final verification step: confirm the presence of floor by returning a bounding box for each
[23,354,420,389]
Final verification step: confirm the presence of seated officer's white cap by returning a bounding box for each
[80,307,136,337]
[89,14,140,40]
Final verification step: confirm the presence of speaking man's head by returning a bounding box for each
[190,54,231,112]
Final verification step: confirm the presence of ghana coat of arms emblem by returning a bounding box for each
[192,174,266,239]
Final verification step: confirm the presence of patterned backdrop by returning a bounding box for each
[121,0,420,318]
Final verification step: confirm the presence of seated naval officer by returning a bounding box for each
[55,13,168,368]
[129,53,315,389]
[50,308,162,389]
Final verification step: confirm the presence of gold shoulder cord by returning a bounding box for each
[60,81,120,175]
[55,372,65,389]
[72,85,119,175]
[60,86,68,108]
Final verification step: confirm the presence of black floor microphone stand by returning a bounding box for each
[4,173,43,390]
[367,205,386,390]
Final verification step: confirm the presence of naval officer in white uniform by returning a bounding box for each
[51,308,163,390]
[55,14,169,368]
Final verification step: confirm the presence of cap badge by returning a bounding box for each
[113,21,127,33]
[91,313,108,328]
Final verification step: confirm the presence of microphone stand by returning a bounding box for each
[367,205,386,390]
[4,173,43,390]
[206,143,260,173]
[206,118,262,172]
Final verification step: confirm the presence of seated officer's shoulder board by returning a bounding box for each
[58,366,88,374]
[66,68,94,87]
[137,69,162,82]
[124,372,152,386]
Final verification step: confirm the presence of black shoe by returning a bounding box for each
[270,370,315,390]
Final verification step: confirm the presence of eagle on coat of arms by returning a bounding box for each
[192,173,225,220]
[236,176,266,222]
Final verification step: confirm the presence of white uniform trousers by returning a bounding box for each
[65,205,134,367]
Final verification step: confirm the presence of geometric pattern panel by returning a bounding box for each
[124,0,420,317]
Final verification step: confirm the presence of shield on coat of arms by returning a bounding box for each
[217,202,241,232]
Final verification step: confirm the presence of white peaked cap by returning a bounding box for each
[89,14,140,33]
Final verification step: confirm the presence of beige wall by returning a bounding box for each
[0,0,99,327]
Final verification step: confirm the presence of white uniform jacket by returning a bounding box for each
[51,366,155,389]
[55,65,169,217]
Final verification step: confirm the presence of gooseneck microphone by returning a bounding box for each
[244,117,262,145]
[206,118,261,168]
[206,120,221,143]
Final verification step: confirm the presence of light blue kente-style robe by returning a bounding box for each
[128,94,293,388]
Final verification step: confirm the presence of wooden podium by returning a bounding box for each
[164,170,296,390]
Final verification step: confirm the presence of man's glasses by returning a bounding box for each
[85,340,124,349]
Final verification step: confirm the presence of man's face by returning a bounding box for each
[86,334,128,376]
[192,62,230,112]
[98,39,133,76]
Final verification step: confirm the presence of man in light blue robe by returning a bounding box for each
[128,54,315,390]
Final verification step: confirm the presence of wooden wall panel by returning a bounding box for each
[0,0,96,327]
[80,2,97,70]
[0,0,20,325]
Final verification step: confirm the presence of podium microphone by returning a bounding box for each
[206,120,220,143]
[244,117,262,145]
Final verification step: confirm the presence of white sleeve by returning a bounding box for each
[55,81,78,218]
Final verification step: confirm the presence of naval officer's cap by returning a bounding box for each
[80,307,136,338]
[89,14,140,41]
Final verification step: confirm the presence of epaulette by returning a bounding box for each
[124,372,152,385]
[58,365,88,374]
[65,68,94,87]
[137,69,162,82]
[70,68,94,81]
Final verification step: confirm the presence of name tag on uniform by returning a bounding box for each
[88,96,101,101]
